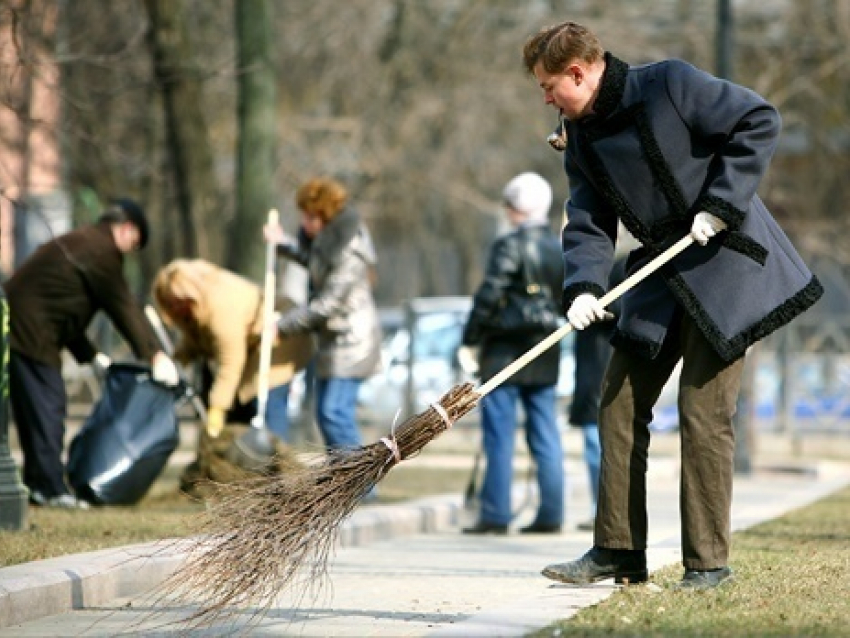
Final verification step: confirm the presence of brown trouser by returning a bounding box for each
[595,311,744,570]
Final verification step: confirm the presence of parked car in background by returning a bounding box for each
[357,296,578,427]
[358,297,471,426]
[296,306,848,437]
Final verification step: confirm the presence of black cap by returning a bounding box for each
[104,198,149,249]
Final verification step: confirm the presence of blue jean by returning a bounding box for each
[479,384,564,526]
[315,377,362,449]
[581,424,601,516]
[261,383,292,441]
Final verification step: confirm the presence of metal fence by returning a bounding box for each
[755,316,850,437]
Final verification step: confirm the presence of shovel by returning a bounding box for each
[225,209,282,472]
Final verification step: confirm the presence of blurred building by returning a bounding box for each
[0,0,70,275]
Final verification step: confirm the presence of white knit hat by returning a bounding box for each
[502,172,553,222]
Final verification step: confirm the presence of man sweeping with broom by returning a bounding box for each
[161,21,823,629]
[522,20,822,590]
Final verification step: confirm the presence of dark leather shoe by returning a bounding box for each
[462,521,508,535]
[519,522,562,534]
[676,567,734,589]
[542,546,648,585]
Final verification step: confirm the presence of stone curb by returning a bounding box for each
[0,541,186,629]
[0,494,464,629]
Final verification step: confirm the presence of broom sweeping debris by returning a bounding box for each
[161,234,694,628]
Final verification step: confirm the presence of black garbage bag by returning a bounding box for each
[67,362,184,505]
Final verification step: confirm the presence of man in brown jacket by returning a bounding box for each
[3,199,179,509]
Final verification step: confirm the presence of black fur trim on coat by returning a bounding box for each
[592,53,630,119]
[578,55,659,248]
[578,135,650,247]
[693,193,747,231]
[578,55,754,250]
[667,274,824,362]
[582,101,695,249]
[632,107,695,245]
[720,232,768,266]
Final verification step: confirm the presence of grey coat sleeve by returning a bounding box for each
[276,245,364,335]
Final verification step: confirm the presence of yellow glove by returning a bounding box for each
[206,407,226,438]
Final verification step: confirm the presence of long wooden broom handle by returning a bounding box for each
[253,208,279,428]
[476,234,695,397]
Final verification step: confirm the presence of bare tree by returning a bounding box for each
[144,0,226,262]
[733,0,850,259]
[54,0,160,286]
[227,0,277,280]
[271,0,566,301]
[3,0,848,306]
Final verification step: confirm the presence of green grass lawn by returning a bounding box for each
[530,485,850,638]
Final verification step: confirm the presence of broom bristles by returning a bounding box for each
[153,382,481,629]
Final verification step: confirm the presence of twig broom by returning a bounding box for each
[159,235,695,627]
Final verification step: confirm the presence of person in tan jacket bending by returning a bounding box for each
[152,259,313,441]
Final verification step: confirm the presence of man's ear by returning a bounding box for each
[567,63,583,85]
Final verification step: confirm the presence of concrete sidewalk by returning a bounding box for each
[2,451,849,637]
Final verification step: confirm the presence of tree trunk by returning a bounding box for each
[228,0,277,280]
[144,0,223,261]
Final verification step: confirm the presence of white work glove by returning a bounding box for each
[690,211,727,245]
[151,351,180,387]
[92,352,111,382]
[263,222,296,249]
[567,294,614,331]
[93,352,112,370]
[456,345,480,377]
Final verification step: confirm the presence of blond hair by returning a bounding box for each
[152,259,225,362]
[152,258,219,328]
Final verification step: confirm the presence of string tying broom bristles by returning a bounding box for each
[155,382,481,629]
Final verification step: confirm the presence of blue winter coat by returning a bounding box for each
[561,53,823,362]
